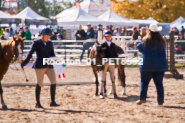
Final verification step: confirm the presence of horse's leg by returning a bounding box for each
[103,79,107,96]
[0,80,7,109]
[93,68,99,96]
[119,63,126,95]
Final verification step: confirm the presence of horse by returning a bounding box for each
[0,36,25,109]
[88,42,126,97]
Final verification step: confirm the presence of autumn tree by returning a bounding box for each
[110,0,185,22]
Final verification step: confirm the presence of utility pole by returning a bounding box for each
[53,0,56,16]
[17,0,19,13]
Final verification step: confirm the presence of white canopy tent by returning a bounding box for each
[56,0,108,18]
[131,17,158,24]
[170,16,185,28]
[15,6,50,25]
[98,9,139,26]
[147,17,158,22]
[0,10,13,18]
[57,8,112,26]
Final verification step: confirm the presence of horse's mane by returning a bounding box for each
[89,45,97,59]
[1,39,14,48]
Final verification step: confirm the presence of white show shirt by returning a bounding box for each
[106,41,111,47]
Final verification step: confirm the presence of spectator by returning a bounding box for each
[110,25,114,34]
[25,27,32,40]
[4,28,10,40]
[140,27,147,40]
[177,33,184,40]
[0,27,4,36]
[132,26,140,40]
[86,23,95,39]
[95,24,103,40]
[104,26,110,34]
[75,25,86,40]
[57,29,63,40]
[174,44,183,54]
[180,26,185,39]
[9,28,15,36]
[19,27,25,38]
[136,23,168,105]
[176,33,185,52]
[113,27,121,36]
[173,27,179,35]
[80,23,95,61]
[50,30,57,40]
[57,33,62,40]
[123,26,127,36]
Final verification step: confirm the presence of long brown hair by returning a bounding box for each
[142,30,165,50]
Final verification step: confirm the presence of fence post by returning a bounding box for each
[64,42,66,64]
[164,31,183,79]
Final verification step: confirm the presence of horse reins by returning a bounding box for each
[11,40,29,82]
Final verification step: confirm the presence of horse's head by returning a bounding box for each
[12,35,25,62]
[90,42,106,71]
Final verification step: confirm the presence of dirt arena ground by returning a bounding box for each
[0,66,185,123]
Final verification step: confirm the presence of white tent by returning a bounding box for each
[147,17,158,22]
[56,0,108,18]
[170,16,185,28]
[131,18,158,24]
[57,8,111,26]
[15,7,48,20]
[15,6,50,25]
[0,10,13,18]
[98,9,139,26]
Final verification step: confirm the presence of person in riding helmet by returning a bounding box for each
[21,28,59,108]
[99,31,118,99]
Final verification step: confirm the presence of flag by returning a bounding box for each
[21,0,26,9]
[58,73,66,79]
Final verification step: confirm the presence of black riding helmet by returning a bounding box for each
[41,28,52,36]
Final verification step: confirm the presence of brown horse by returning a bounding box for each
[88,42,126,96]
[0,36,25,109]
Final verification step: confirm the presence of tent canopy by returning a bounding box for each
[0,10,13,18]
[14,7,57,25]
[147,17,158,22]
[57,8,111,25]
[15,7,48,20]
[56,0,108,18]
[170,16,185,28]
[131,18,158,24]
[0,10,21,24]
[176,22,185,30]
[98,9,139,26]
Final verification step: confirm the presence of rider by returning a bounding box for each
[21,28,59,108]
[99,31,118,99]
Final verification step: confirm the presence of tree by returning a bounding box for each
[110,0,185,22]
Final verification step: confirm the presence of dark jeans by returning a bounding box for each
[80,42,94,61]
[140,71,165,104]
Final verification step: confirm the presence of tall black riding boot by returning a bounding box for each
[35,84,43,108]
[50,84,60,106]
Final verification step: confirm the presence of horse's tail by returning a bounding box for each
[118,67,122,85]
[87,47,92,58]
[117,64,126,87]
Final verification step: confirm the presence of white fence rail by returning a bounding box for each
[1,36,185,62]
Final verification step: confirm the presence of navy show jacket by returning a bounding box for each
[137,40,168,72]
[22,39,55,69]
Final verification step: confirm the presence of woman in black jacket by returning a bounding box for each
[21,28,59,108]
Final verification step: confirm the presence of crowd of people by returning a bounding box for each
[0,26,32,40]
[75,24,149,41]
